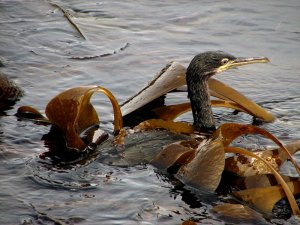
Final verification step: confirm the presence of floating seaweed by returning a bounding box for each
[51,3,86,40]
[18,53,300,219]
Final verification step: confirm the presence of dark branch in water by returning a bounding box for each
[51,3,86,40]
[28,203,68,225]
[15,196,68,225]
[70,42,130,60]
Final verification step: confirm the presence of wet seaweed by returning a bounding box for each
[69,42,130,60]
[17,58,300,219]
[51,3,86,40]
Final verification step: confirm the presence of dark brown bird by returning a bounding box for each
[186,51,269,133]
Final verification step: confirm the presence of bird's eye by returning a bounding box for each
[221,58,229,65]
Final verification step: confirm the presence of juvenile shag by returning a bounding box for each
[186,51,269,133]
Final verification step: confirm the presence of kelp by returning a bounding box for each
[153,100,248,121]
[51,3,86,40]
[225,140,300,177]
[181,221,197,225]
[175,138,225,192]
[212,123,300,176]
[121,62,187,116]
[17,106,50,123]
[17,61,300,218]
[212,203,267,224]
[211,124,300,215]
[225,146,300,215]
[233,180,300,214]
[18,86,123,151]
[151,139,198,170]
[227,174,298,190]
[208,78,275,122]
[137,121,300,214]
[46,86,123,150]
[120,62,275,123]
[134,119,195,135]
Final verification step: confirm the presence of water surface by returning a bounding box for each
[1,0,300,224]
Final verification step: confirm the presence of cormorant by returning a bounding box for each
[95,51,270,166]
[185,51,268,133]
[19,51,270,164]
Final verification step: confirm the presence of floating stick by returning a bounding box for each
[51,3,86,40]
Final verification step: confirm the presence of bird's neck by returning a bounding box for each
[187,75,216,133]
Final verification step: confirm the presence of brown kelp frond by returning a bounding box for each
[134,119,195,135]
[121,61,186,116]
[225,140,300,177]
[151,139,198,171]
[226,146,300,215]
[233,180,300,215]
[16,106,51,124]
[153,100,247,121]
[175,138,225,192]
[181,221,197,225]
[213,123,300,176]
[212,203,267,224]
[120,61,275,123]
[152,103,191,121]
[228,174,299,190]
[51,3,86,40]
[45,86,123,150]
[208,78,276,122]
[95,87,123,135]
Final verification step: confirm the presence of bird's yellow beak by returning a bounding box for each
[217,57,270,73]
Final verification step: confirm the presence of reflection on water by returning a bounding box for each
[0,0,300,224]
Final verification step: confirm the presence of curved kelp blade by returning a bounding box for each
[16,106,51,124]
[208,78,276,122]
[226,146,300,215]
[228,174,299,190]
[153,100,248,121]
[176,80,276,122]
[45,86,123,150]
[226,140,300,177]
[120,62,274,123]
[151,140,199,171]
[134,119,195,135]
[175,138,225,192]
[170,79,275,123]
[212,203,267,224]
[120,61,186,116]
[233,181,300,215]
[212,123,300,176]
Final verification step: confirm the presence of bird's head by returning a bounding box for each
[187,51,269,80]
[186,51,270,132]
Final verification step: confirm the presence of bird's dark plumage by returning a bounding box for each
[186,51,237,132]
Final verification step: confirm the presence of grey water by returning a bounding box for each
[0,0,300,224]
